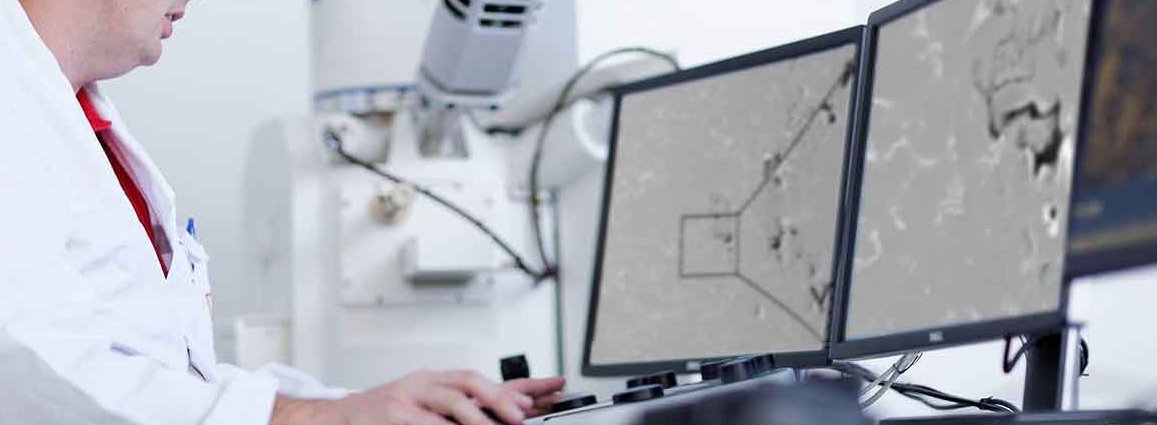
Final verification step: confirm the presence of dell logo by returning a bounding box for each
[929,331,945,343]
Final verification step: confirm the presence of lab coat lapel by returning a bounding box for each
[83,85,179,270]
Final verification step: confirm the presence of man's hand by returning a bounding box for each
[271,370,566,425]
[502,376,566,418]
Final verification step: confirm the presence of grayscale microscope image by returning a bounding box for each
[590,44,858,364]
[846,0,1091,339]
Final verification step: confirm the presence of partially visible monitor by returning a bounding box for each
[1066,0,1157,277]
[583,27,863,376]
[832,0,1092,359]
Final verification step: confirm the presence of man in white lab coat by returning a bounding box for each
[0,0,566,424]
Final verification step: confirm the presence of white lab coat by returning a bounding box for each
[0,0,344,423]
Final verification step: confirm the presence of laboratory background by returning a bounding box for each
[98,0,1157,423]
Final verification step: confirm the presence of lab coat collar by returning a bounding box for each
[83,84,182,275]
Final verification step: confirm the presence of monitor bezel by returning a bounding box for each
[1065,0,1157,278]
[581,26,866,377]
[829,0,1086,360]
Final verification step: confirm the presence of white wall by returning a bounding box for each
[102,0,312,362]
[578,0,895,66]
[1070,266,1157,410]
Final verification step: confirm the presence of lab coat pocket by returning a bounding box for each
[178,228,220,381]
[180,228,213,301]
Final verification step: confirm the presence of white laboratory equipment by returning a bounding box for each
[243,0,682,393]
[245,0,575,391]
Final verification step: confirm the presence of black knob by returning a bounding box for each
[648,371,678,389]
[700,360,725,381]
[612,384,664,404]
[751,354,775,375]
[628,371,678,389]
[550,394,597,413]
[720,357,756,384]
[626,375,648,389]
[500,355,529,381]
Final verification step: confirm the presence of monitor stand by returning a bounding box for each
[881,328,1152,424]
[1022,331,1067,411]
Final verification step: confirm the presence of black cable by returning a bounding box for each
[981,397,1022,413]
[525,47,681,284]
[1002,334,1092,376]
[895,390,972,411]
[832,362,1018,414]
[482,48,681,136]
[1002,335,1045,374]
[323,128,549,281]
[1079,338,1089,376]
[893,383,1017,413]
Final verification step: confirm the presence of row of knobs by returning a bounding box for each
[550,370,679,413]
[701,353,776,384]
[548,354,777,414]
[611,369,680,404]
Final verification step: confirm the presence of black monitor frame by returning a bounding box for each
[1065,0,1157,278]
[582,26,866,377]
[829,0,1084,360]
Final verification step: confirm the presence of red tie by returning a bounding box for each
[78,89,169,277]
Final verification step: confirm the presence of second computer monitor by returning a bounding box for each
[583,27,863,375]
[1067,0,1157,277]
[833,0,1092,358]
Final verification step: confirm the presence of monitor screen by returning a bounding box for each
[585,29,861,374]
[1067,0,1157,275]
[842,0,1091,343]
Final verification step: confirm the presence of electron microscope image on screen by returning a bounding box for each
[846,0,1091,339]
[590,43,858,365]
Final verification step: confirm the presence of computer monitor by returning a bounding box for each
[582,27,864,376]
[1066,0,1157,277]
[831,0,1092,359]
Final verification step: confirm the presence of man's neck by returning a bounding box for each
[18,0,96,92]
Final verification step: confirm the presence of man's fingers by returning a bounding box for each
[436,370,528,423]
[503,377,567,419]
[419,387,500,425]
[503,377,567,397]
[523,393,565,419]
[532,392,564,410]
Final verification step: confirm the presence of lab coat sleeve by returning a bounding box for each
[0,169,279,425]
[0,257,282,425]
[219,363,351,400]
[0,332,136,425]
[1,329,280,425]
[0,330,281,425]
